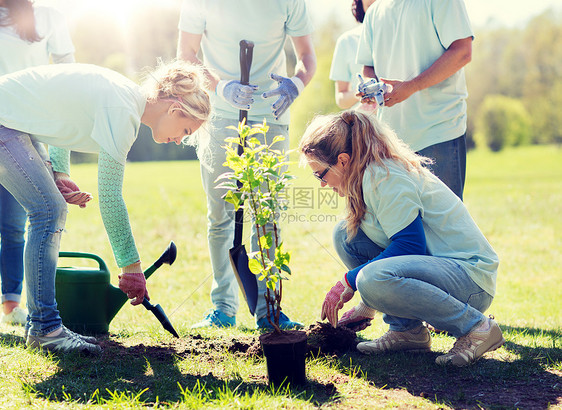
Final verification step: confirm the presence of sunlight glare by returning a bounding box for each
[79,0,148,30]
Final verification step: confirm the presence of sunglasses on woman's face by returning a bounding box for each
[313,165,331,183]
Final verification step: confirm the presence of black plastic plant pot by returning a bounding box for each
[259,330,308,386]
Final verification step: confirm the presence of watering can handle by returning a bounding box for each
[58,252,109,272]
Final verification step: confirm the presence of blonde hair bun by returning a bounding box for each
[143,59,212,123]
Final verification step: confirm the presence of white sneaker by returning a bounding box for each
[357,324,432,354]
[24,324,98,344]
[27,326,101,354]
[1,307,27,326]
[435,317,505,367]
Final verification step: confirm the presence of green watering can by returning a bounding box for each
[55,241,178,336]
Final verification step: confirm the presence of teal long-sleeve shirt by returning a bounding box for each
[50,147,139,267]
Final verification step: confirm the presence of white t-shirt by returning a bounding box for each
[0,63,145,164]
[0,5,75,75]
[178,0,313,125]
[361,160,499,296]
[356,0,474,151]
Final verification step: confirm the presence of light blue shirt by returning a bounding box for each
[0,6,75,75]
[178,0,313,125]
[0,64,146,268]
[356,0,474,152]
[0,63,145,165]
[330,25,363,89]
[361,160,499,296]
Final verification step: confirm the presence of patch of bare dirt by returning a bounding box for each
[99,334,259,360]
[94,329,562,409]
[99,321,360,360]
[98,322,360,361]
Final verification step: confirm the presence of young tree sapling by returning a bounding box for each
[217,120,293,334]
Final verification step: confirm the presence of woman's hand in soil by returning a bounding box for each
[321,275,355,327]
[338,301,377,331]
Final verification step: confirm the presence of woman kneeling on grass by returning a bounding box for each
[0,60,211,353]
[299,110,504,367]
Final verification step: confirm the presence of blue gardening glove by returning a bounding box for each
[357,74,393,106]
[216,79,258,110]
[321,275,355,327]
[262,73,304,120]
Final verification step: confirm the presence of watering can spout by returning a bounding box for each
[106,283,128,324]
[105,241,178,324]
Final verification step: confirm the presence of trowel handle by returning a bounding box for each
[141,297,153,310]
[143,241,177,280]
[143,261,162,280]
[58,252,109,273]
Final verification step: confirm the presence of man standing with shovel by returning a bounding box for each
[177,0,316,329]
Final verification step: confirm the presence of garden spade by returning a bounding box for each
[229,39,259,315]
[142,298,179,338]
[141,241,180,338]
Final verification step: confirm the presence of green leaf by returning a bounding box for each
[224,137,241,144]
[215,181,238,191]
[280,264,291,275]
[215,171,235,182]
[271,135,285,145]
[255,215,270,226]
[266,280,276,291]
[248,125,265,135]
[223,191,242,210]
[259,233,273,250]
[248,259,263,275]
[264,170,280,179]
[246,137,261,146]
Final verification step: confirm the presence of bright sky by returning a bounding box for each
[37,0,562,31]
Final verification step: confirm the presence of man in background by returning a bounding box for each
[177,0,316,329]
[357,0,473,200]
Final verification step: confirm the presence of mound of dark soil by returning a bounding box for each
[242,322,360,359]
[305,321,359,356]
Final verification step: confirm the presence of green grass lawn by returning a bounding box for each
[0,145,560,409]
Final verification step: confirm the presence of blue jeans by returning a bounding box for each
[200,117,289,319]
[418,134,466,201]
[0,126,66,335]
[0,184,27,304]
[333,221,492,337]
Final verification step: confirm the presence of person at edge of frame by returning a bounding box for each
[0,0,75,326]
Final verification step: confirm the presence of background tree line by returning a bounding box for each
[68,7,562,162]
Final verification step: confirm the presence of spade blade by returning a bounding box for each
[142,298,179,338]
